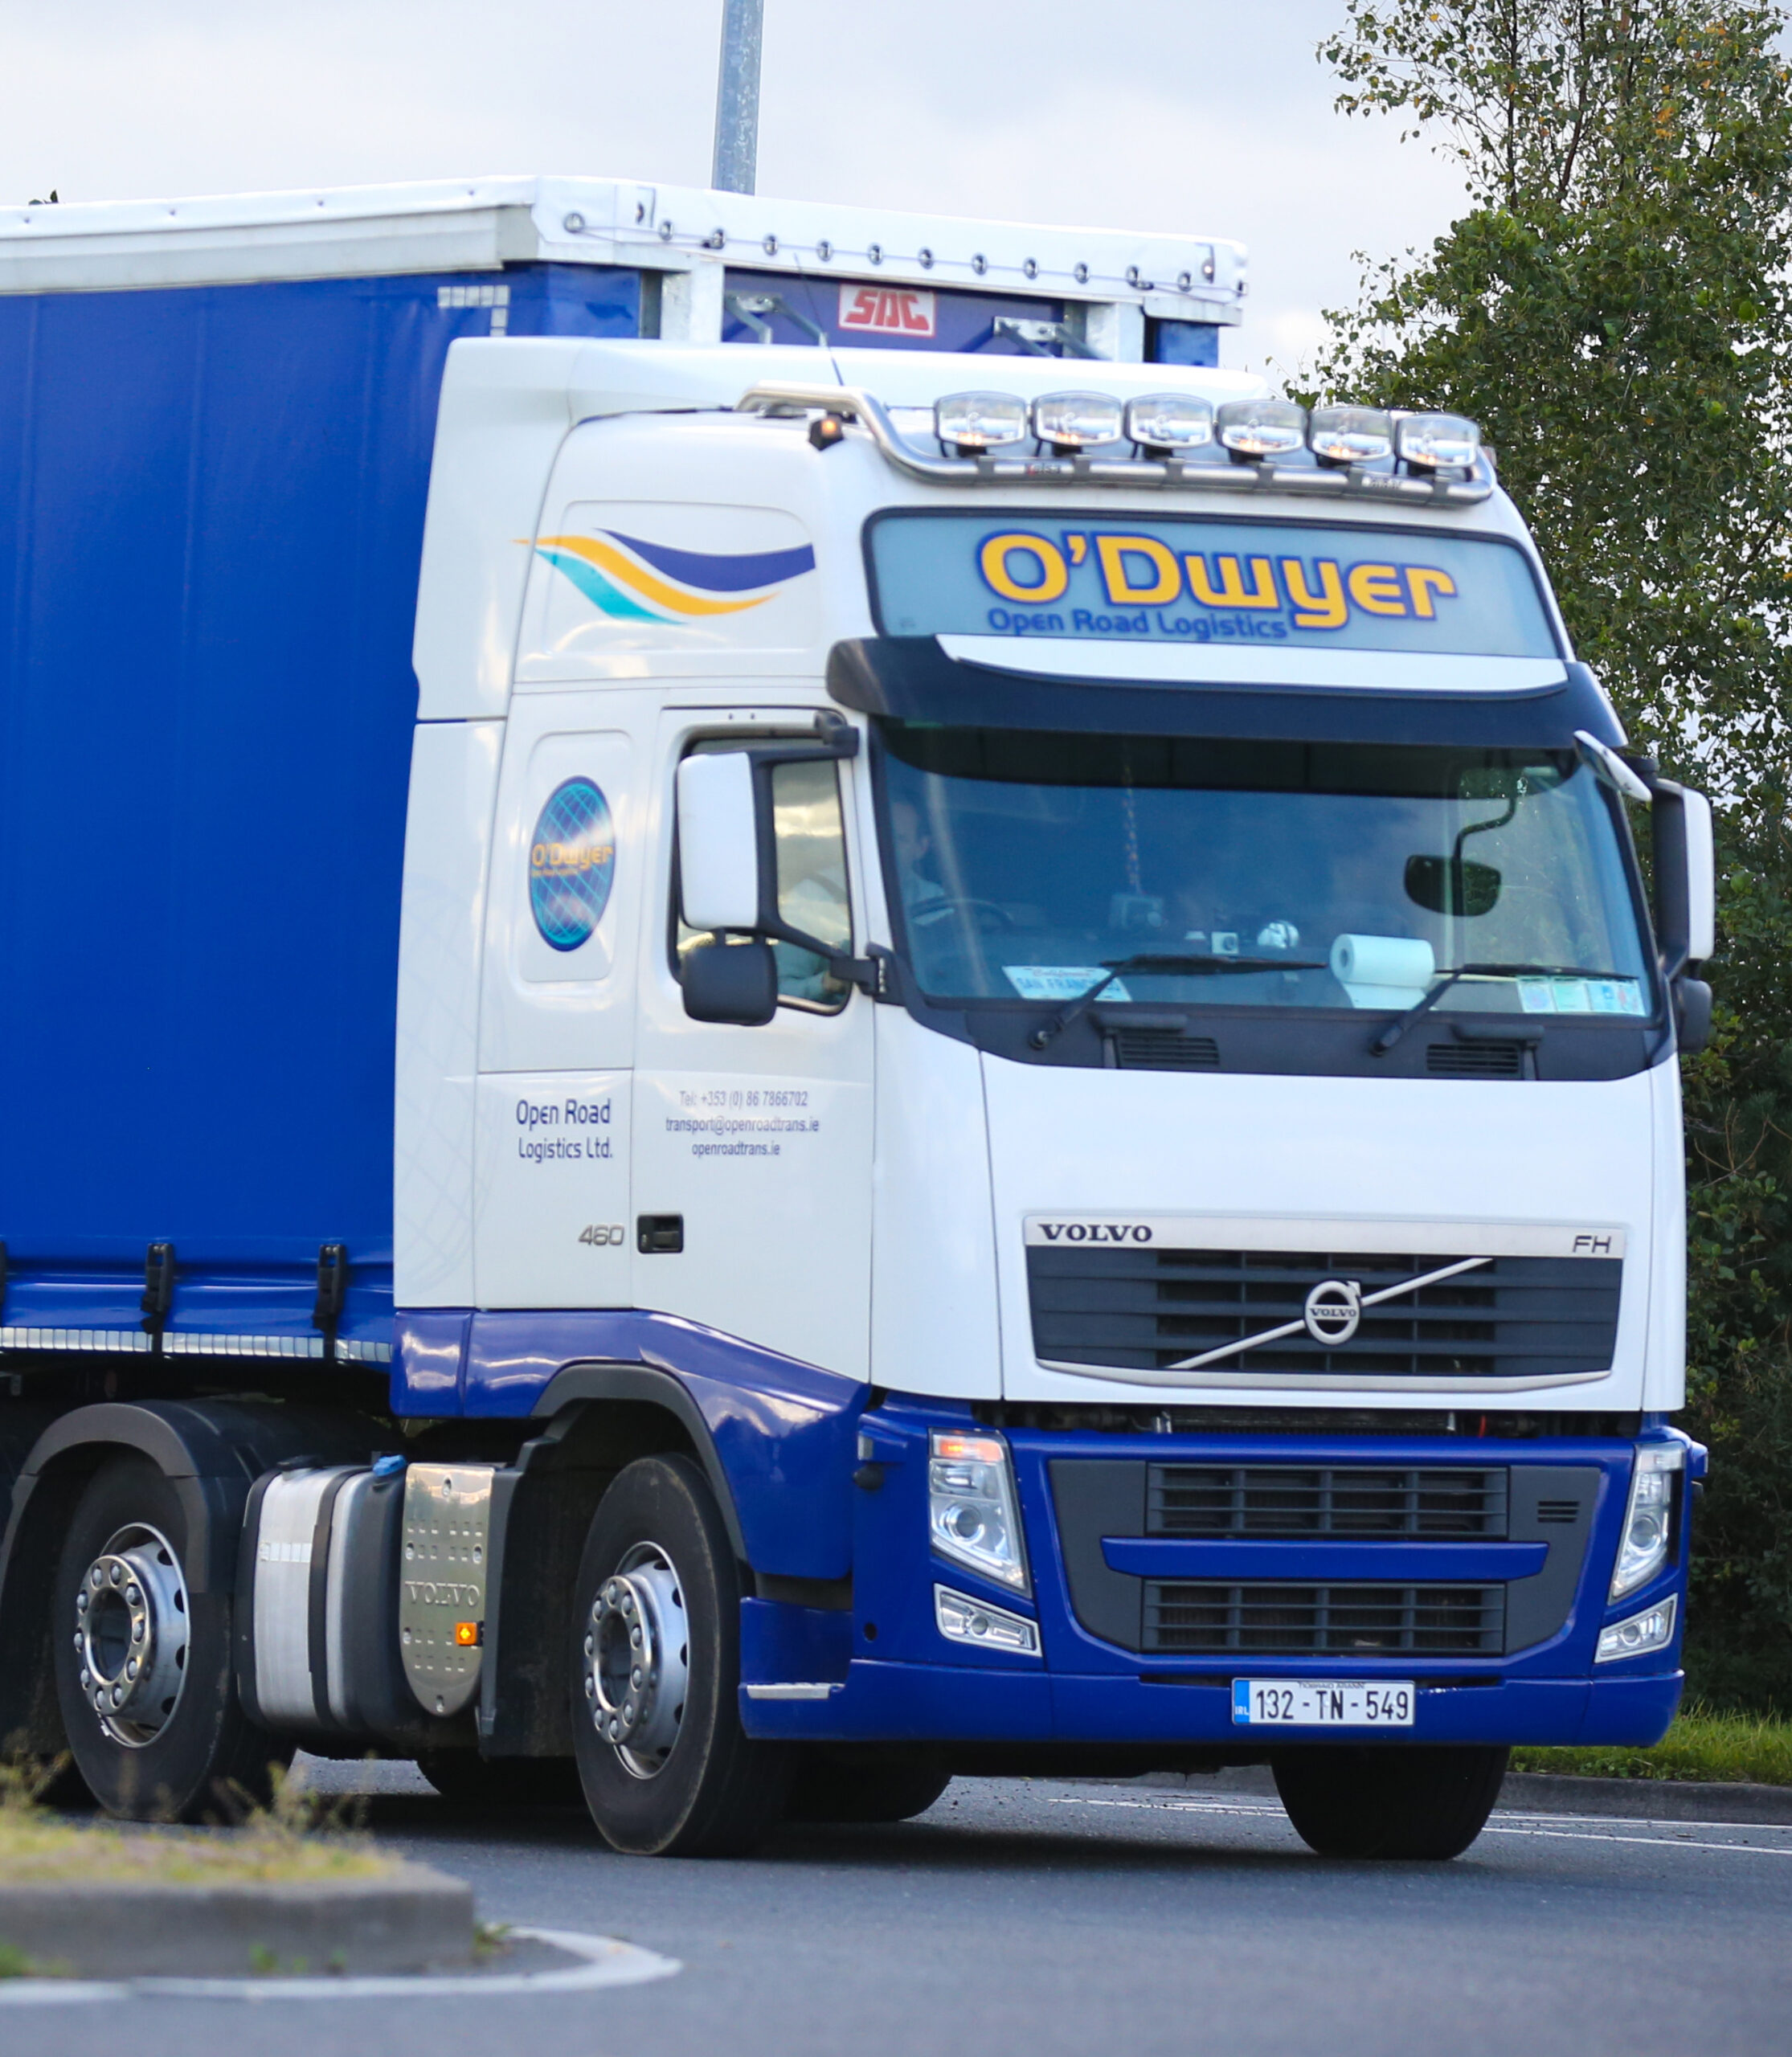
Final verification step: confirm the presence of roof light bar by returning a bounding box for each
[1032,391,1123,452]
[735,382,1493,504]
[1309,404,1393,466]
[1217,398,1307,460]
[1123,393,1214,453]
[934,391,1029,454]
[1397,411,1480,472]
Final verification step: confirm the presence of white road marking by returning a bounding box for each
[0,1926,680,2006]
[1042,1791,1792,1854]
[1480,1824,1792,1857]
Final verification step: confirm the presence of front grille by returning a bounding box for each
[1428,1040,1524,1077]
[1148,1463,1508,1538]
[1026,1242,1622,1380]
[1111,1030,1221,1071]
[1143,1580,1505,1655]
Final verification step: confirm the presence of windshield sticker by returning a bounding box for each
[869,514,1556,657]
[529,778,615,951]
[1517,975,1644,1016]
[1003,965,1133,1002]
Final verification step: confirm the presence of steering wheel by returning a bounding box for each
[912,895,1017,933]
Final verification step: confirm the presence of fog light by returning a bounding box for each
[1610,1442,1684,1599]
[935,391,1029,454]
[935,1585,1040,1655]
[1031,391,1123,452]
[1309,404,1393,465]
[1396,411,1480,472]
[1597,1593,1677,1663]
[1124,392,1214,452]
[1216,397,1307,459]
[928,1429,1030,1593]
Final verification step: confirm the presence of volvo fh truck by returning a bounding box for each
[0,177,1711,1859]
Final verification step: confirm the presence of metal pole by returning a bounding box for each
[712,0,764,194]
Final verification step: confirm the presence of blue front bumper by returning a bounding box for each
[738,1398,1696,1752]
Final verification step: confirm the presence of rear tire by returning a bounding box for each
[570,1454,792,1856]
[786,1752,951,1825]
[417,1752,583,1807]
[52,1455,290,1822]
[1273,1744,1509,1859]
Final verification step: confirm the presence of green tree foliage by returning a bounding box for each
[1313,2,1792,1704]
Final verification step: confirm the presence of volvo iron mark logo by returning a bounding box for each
[1303,1278,1363,1347]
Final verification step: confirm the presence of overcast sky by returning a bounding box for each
[0,0,1469,375]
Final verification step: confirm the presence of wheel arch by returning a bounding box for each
[481,1364,744,1759]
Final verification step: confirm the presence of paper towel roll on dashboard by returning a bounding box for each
[1330,934,1437,1008]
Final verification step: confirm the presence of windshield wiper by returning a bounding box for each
[1370,962,1622,1057]
[1029,952,1325,1049]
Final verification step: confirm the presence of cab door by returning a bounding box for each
[472,689,648,1312]
[629,708,875,1379]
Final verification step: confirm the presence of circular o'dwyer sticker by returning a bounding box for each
[529,778,616,951]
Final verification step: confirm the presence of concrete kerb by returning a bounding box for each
[0,1859,473,1978]
[1128,1764,1792,1827]
[0,1927,682,2005]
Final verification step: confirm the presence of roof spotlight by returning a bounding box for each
[1308,405,1393,466]
[934,391,1029,456]
[1123,393,1214,455]
[1031,391,1124,453]
[1216,398,1307,461]
[1397,411,1481,472]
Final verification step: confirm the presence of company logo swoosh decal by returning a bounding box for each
[1165,1256,1492,1371]
[535,531,817,622]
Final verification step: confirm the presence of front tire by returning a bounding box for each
[570,1455,791,1856]
[52,1455,289,1822]
[1274,1744,1509,1859]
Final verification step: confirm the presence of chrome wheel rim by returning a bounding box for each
[73,1523,190,1747]
[582,1543,689,1780]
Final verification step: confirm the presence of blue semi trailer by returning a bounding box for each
[0,178,1709,1858]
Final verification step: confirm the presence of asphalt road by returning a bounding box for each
[12,1760,1792,2057]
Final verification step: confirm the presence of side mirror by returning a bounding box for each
[676,752,764,933]
[1651,780,1716,973]
[1675,977,1713,1056]
[681,939,778,1026]
[1405,854,1501,917]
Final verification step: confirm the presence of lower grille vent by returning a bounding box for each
[1428,1040,1524,1077]
[1148,1464,1508,1539]
[1144,1581,1505,1655]
[1112,1030,1220,1071]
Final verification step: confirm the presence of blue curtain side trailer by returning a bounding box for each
[0,264,641,1356]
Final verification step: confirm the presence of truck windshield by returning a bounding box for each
[876,726,1654,1020]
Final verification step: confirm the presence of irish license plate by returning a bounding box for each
[1232,1679,1415,1728]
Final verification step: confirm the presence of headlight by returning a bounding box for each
[1610,1443,1683,1600]
[1123,392,1214,452]
[1597,1593,1678,1663]
[935,1585,1040,1655]
[1216,397,1307,459]
[928,1430,1029,1593]
[934,391,1029,453]
[1308,403,1393,465]
[1395,411,1480,472]
[1031,391,1123,451]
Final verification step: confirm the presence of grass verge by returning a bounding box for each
[0,1759,394,1891]
[1510,1703,1792,1785]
